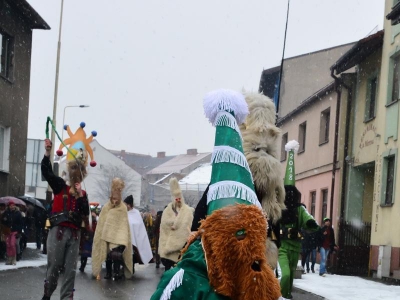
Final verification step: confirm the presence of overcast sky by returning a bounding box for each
[27,0,384,156]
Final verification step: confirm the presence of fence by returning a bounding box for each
[337,220,371,276]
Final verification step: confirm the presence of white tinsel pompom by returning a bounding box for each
[285,140,300,152]
[203,89,249,125]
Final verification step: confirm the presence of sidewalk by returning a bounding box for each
[293,262,400,300]
[0,243,47,272]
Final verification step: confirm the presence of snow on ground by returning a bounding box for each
[1,247,400,299]
[0,243,47,272]
[293,261,400,300]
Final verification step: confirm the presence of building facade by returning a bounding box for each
[0,0,49,196]
[331,29,384,276]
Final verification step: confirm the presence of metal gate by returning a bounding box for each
[337,221,371,276]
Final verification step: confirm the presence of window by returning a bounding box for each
[366,77,377,120]
[281,132,288,161]
[310,191,316,217]
[0,126,11,172]
[319,108,330,144]
[321,189,328,224]
[392,55,400,103]
[298,122,306,153]
[385,156,395,205]
[0,30,14,80]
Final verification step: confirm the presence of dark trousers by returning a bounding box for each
[301,248,316,272]
[161,258,175,271]
[44,226,80,300]
[36,226,43,249]
[105,246,125,279]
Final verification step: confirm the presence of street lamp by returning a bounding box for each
[61,105,90,140]
[47,0,65,202]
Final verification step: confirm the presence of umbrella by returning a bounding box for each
[17,196,45,210]
[0,196,27,206]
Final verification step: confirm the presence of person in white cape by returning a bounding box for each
[123,195,153,273]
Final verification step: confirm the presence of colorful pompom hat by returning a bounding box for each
[203,89,261,215]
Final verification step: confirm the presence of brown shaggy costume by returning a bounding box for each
[183,204,281,300]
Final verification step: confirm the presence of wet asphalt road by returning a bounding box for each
[0,257,323,299]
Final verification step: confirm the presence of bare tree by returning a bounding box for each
[183,192,200,208]
[91,164,139,202]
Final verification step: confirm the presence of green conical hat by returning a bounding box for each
[203,89,261,215]
[284,140,299,186]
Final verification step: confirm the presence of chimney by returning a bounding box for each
[187,148,198,155]
[157,151,166,158]
[120,150,126,159]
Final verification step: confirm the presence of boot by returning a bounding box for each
[79,257,87,272]
[5,256,12,265]
[104,259,112,279]
[113,260,122,281]
[11,256,16,265]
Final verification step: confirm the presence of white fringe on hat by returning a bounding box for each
[203,89,249,124]
[211,145,253,181]
[207,180,261,208]
[213,111,243,139]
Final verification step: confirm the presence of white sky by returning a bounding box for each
[27,0,384,156]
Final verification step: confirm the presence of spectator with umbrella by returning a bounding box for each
[1,200,23,265]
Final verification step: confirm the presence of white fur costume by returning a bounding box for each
[240,93,286,223]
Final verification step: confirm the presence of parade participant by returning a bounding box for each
[151,89,282,300]
[158,178,193,271]
[124,195,153,273]
[278,140,319,299]
[92,178,133,281]
[41,138,90,300]
[1,201,23,265]
[79,205,98,272]
[154,209,163,268]
[239,92,286,224]
[191,92,284,270]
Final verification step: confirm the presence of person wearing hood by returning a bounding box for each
[158,178,193,271]
[91,178,133,281]
[124,195,153,274]
[40,139,89,300]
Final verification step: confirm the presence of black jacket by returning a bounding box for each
[1,208,24,233]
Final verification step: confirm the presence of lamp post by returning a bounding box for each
[61,105,90,140]
[47,0,65,201]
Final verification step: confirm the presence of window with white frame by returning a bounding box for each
[0,126,11,172]
[319,108,330,144]
[310,191,316,217]
[321,189,328,224]
[298,122,306,153]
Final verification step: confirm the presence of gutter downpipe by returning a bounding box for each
[330,67,352,275]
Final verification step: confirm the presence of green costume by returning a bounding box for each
[150,239,229,300]
[279,205,317,298]
[278,141,319,299]
[151,89,281,300]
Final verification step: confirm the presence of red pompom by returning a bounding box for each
[90,161,97,167]
[56,150,63,157]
